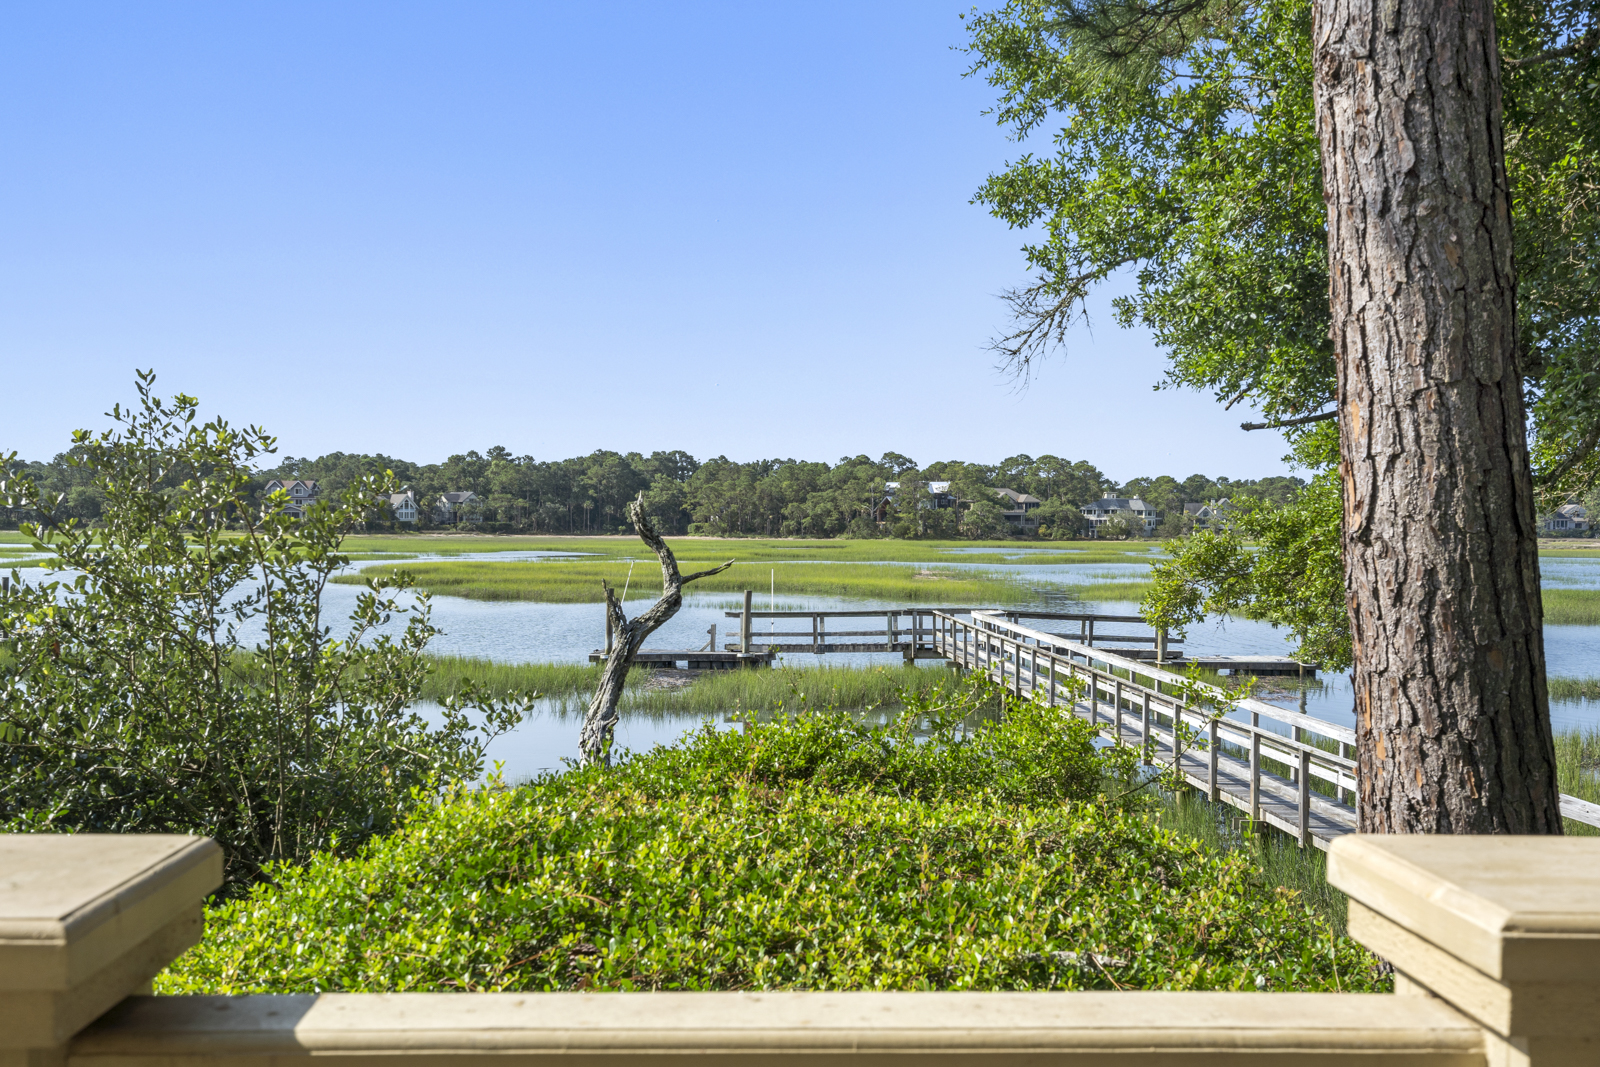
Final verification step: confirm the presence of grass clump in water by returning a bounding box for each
[1542,588,1600,624]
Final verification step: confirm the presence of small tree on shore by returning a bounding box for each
[579,496,731,765]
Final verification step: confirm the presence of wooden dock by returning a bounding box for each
[587,649,775,670]
[594,600,1593,838]
[930,610,1358,848]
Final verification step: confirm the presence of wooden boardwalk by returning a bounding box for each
[622,601,1600,841]
[932,611,1358,848]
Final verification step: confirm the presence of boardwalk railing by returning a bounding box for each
[937,610,1359,848]
[714,605,1600,839]
[723,607,1177,660]
[936,610,1600,841]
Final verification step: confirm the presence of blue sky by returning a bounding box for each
[0,2,1295,482]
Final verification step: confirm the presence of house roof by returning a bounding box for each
[389,492,417,506]
[266,479,317,491]
[992,487,1042,505]
[439,491,477,503]
[1082,497,1151,511]
[1557,503,1588,517]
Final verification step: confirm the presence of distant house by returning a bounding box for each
[1183,499,1230,530]
[389,490,420,525]
[263,478,319,519]
[1080,497,1161,534]
[1543,503,1590,533]
[434,491,481,525]
[876,480,958,522]
[991,487,1043,530]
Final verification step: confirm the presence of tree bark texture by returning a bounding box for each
[578,497,732,766]
[1314,0,1562,830]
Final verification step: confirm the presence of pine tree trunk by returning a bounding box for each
[1314,0,1562,830]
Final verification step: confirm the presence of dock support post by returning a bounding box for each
[1047,654,1057,706]
[1156,627,1167,665]
[1249,730,1262,822]
[741,590,752,654]
[1207,718,1219,800]
[1141,692,1152,766]
[1113,681,1123,740]
[1297,749,1312,848]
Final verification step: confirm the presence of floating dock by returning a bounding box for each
[588,649,775,670]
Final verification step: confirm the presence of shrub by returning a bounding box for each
[161,679,1386,994]
[0,374,530,887]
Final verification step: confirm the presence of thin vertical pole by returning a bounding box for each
[741,589,752,654]
[1249,731,1262,822]
[1141,692,1152,766]
[1207,718,1220,801]
[1113,681,1123,740]
[1047,653,1057,706]
[1029,647,1039,701]
[1298,749,1312,848]
[1172,698,1183,772]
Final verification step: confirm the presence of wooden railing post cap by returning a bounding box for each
[1329,834,1600,1064]
[0,835,222,1052]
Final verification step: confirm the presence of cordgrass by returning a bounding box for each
[420,657,963,717]
[1555,727,1600,837]
[620,663,953,716]
[340,557,1155,606]
[1151,790,1351,934]
[339,534,1167,568]
[343,560,1046,605]
[1542,588,1600,625]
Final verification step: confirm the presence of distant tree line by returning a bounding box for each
[2,446,1306,538]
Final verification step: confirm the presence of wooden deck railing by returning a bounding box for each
[8,832,1599,1066]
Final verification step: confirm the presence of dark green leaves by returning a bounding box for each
[160,687,1383,994]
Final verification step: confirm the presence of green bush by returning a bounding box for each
[0,375,530,887]
[161,680,1386,994]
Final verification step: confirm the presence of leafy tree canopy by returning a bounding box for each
[965,0,1600,491]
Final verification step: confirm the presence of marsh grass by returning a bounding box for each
[1151,790,1351,933]
[1549,677,1600,701]
[1542,588,1600,625]
[343,559,1046,605]
[619,663,955,716]
[418,657,961,717]
[1555,727,1600,836]
[338,534,1166,568]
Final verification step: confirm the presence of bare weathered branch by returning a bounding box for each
[1239,408,1338,431]
[578,495,734,765]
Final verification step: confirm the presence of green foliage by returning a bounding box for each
[1141,471,1349,669]
[1554,727,1600,836]
[0,374,529,887]
[965,0,1333,435]
[160,678,1385,994]
[966,0,1600,494]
